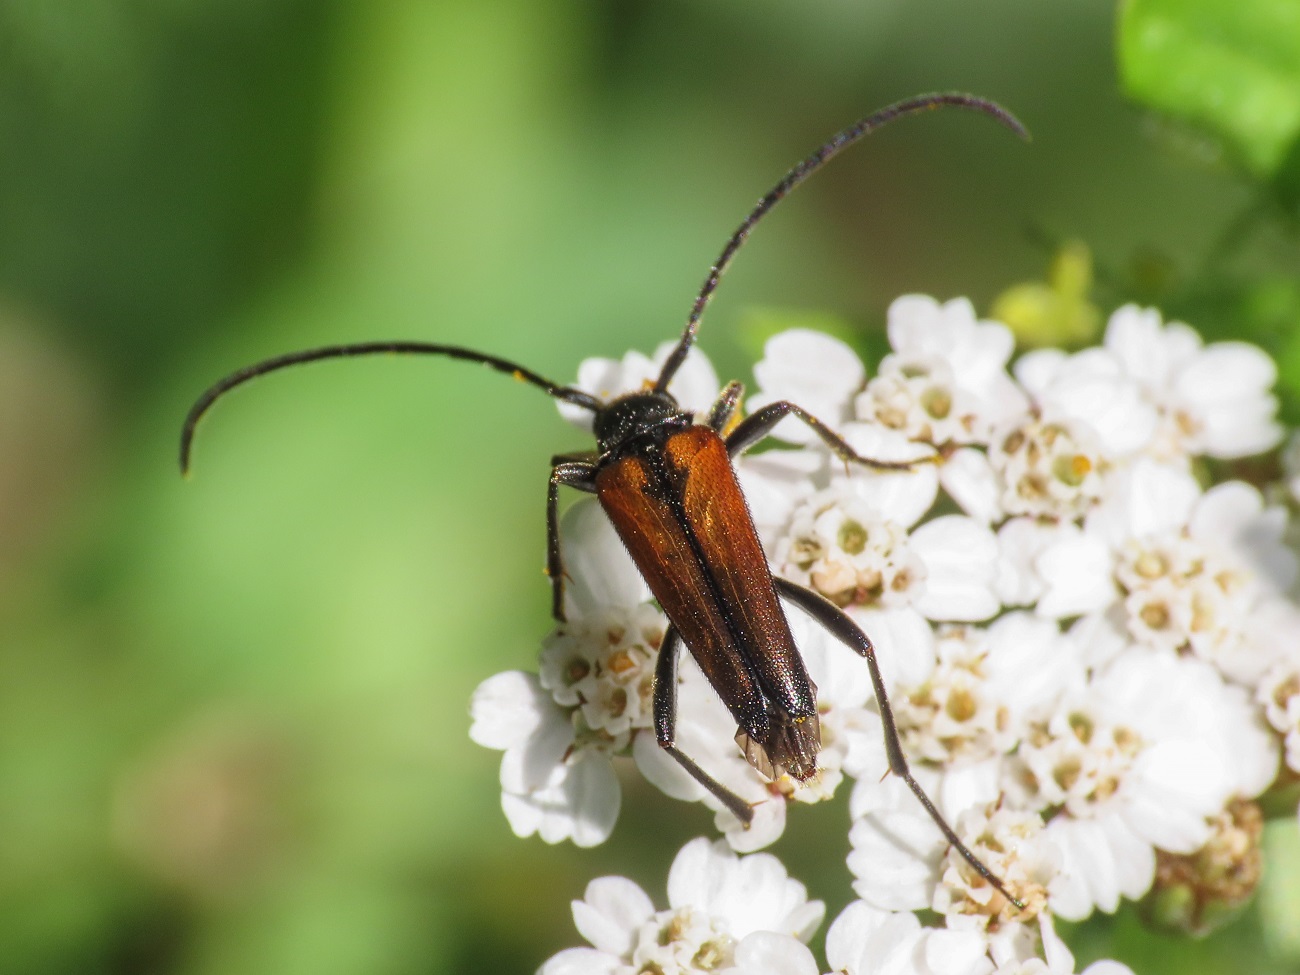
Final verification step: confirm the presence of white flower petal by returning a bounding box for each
[849,606,936,693]
[982,613,1083,719]
[732,932,821,975]
[1104,305,1180,387]
[666,837,727,911]
[572,876,655,955]
[718,797,787,854]
[1180,342,1275,401]
[1038,914,1074,975]
[1064,610,1130,670]
[631,729,708,802]
[1173,344,1277,451]
[910,516,1000,621]
[469,670,551,750]
[1107,815,1158,903]
[498,703,575,792]
[937,760,1003,822]
[750,329,864,445]
[1086,458,1200,544]
[924,927,993,975]
[825,900,896,969]
[848,776,945,912]
[826,899,934,975]
[1081,963,1137,975]
[1014,348,1068,397]
[736,448,825,535]
[559,499,652,614]
[1048,817,1120,919]
[1034,529,1116,619]
[754,329,865,402]
[1123,740,1217,852]
[502,752,621,847]
[941,448,1003,524]
[538,946,622,975]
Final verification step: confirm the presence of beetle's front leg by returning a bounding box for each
[547,458,598,622]
[705,380,745,433]
[726,399,930,470]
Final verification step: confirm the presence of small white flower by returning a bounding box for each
[500,748,623,849]
[1103,305,1281,461]
[985,913,1134,975]
[470,500,660,847]
[469,670,621,847]
[849,780,1060,925]
[985,417,1108,521]
[775,486,926,611]
[1258,658,1300,775]
[1015,347,1157,460]
[1093,465,1299,684]
[933,805,1060,925]
[1011,650,1279,920]
[770,481,998,625]
[855,295,1029,447]
[895,614,1081,771]
[539,603,664,737]
[540,837,824,975]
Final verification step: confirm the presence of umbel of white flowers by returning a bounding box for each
[469,295,1297,975]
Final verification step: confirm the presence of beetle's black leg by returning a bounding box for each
[773,576,1027,910]
[706,381,745,433]
[726,400,928,471]
[547,459,598,622]
[654,625,755,825]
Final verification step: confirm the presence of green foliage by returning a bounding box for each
[1119,0,1300,201]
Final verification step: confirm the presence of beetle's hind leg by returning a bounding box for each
[653,626,755,825]
[773,576,1027,911]
[726,399,931,471]
[546,457,598,622]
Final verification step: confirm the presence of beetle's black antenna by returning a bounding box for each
[180,341,601,475]
[653,92,1029,393]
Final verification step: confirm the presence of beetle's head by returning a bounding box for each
[593,390,689,454]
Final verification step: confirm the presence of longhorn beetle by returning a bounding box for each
[182,92,1029,908]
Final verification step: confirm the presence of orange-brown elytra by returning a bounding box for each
[180,93,1030,908]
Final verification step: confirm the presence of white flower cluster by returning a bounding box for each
[470,295,1297,973]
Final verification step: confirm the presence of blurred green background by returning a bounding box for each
[2,1,1298,973]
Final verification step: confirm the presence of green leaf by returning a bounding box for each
[1119,0,1300,180]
